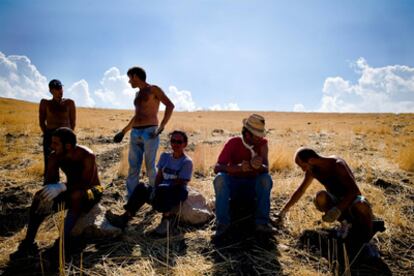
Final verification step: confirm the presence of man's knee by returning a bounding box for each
[314,190,334,212]
[256,173,273,191]
[351,201,373,220]
[213,173,228,193]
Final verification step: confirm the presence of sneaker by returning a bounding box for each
[255,223,275,234]
[106,211,129,230]
[214,223,230,239]
[10,239,39,260]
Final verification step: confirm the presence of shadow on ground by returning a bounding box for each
[298,228,392,276]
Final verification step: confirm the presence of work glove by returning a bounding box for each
[322,207,341,223]
[151,126,164,138]
[113,131,125,143]
[40,183,67,202]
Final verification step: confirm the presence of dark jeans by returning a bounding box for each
[25,186,103,244]
[213,173,273,225]
[125,183,188,215]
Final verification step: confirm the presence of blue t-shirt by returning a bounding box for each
[157,152,193,185]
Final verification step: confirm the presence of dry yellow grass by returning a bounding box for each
[0,97,413,275]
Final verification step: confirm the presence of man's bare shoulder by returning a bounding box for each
[77,145,95,156]
[150,85,166,97]
[40,99,51,105]
[62,98,75,106]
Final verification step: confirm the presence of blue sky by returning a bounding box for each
[1,0,414,112]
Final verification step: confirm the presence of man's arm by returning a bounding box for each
[69,100,76,130]
[44,153,60,185]
[172,159,193,186]
[39,100,47,133]
[114,115,135,142]
[214,139,254,176]
[279,171,314,217]
[80,153,99,189]
[251,143,269,174]
[121,115,135,134]
[153,86,174,130]
[154,169,163,187]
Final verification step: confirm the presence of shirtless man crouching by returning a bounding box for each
[114,66,174,197]
[278,147,376,250]
[13,127,103,257]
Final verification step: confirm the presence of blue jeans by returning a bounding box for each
[213,172,273,225]
[126,126,159,197]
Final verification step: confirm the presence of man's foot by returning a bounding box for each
[154,216,177,236]
[255,223,275,235]
[106,211,129,230]
[10,239,39,260]
[213,223,230,239]
[154,217,172,236]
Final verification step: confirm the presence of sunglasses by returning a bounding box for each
[170,139,184,144]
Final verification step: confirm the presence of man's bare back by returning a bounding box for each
[309,157,360,198]
[46,145,100,191]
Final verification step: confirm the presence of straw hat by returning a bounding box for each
[242,114,266,137]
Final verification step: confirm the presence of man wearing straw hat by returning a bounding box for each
[12,127,103,258]
[213,114,273,238]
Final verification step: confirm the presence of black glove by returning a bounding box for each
[113,132,124,143]
[151,126,164,138]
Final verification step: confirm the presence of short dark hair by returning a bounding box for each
[169,130,188,144]
[52,127,77,147]
[48,79,63,89]
[295,147,319,162]
[127,66,146,81]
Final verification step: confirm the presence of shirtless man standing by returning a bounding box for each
[39,79,76,176]
[278,147,375,248]
[114,67,174,197]
[14,127,103,256]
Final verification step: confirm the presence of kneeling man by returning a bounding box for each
[213,114,273,238]
[279,147,375,247]
[15,127,103,256]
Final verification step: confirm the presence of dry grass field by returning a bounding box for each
[0,97,413,275]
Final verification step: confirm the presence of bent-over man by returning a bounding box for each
[279,147,375,248]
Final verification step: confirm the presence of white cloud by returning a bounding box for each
[317,58,414,113]
[0,51,241,111]
[166,86,199,111]
[208,102,240,111]
[0,52,48,102]
[66,80,95,107]
[293,103,306,112]
[94,67,135,108]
